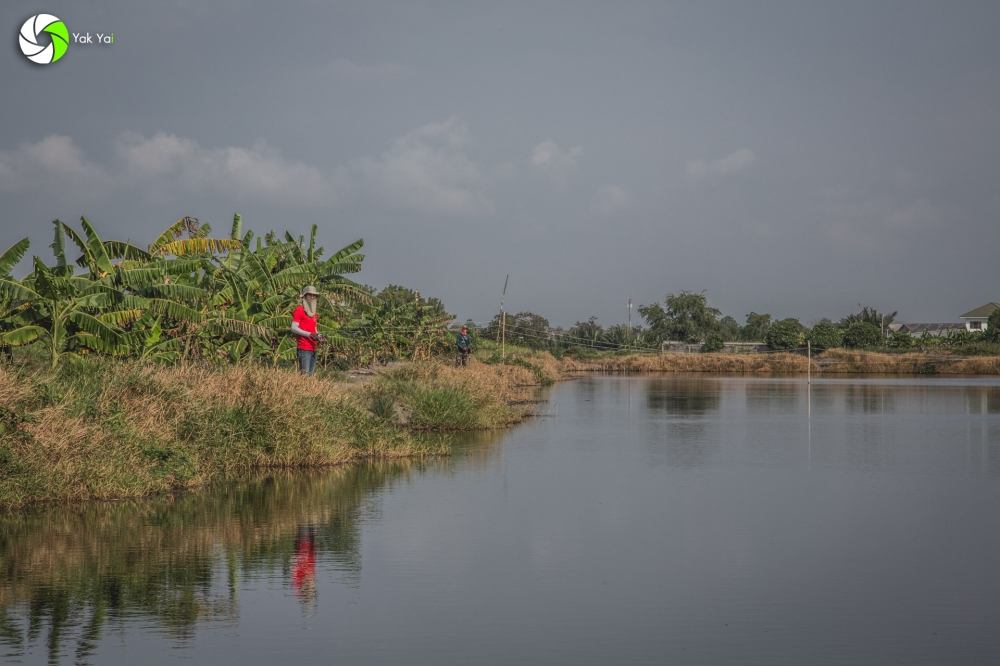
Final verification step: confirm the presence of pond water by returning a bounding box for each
[3,374,1000,665]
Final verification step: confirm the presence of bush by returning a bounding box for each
[887,330,915,350]
[765,319,804,350]
[843,321,883,348]
[807,322,843,350]
[985,310,1000,342]
[408,387,478,430]
[700,333,724,353]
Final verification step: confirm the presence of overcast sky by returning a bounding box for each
[3,0,999,326]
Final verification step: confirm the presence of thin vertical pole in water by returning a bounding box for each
[627,297,632,349]
[807,341,813,466]
[807,340,812,385]
[499,273,509,362]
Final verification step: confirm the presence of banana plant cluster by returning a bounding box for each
[341,284,454,365]
[0,215,369,369]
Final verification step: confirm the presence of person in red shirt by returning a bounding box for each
[291,285,323,374]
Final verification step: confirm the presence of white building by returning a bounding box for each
[959,303,1000,332]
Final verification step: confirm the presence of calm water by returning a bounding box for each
[4,375,1000,665]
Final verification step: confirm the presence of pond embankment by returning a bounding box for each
[557,348,1000,375]
[0,359,551,509]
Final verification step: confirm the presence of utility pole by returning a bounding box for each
[628,297,633,348]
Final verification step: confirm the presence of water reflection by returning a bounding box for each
[0,462,416,663]
[643,377,723,468]
[645,377,721,415]
[290,526,317,609]
[843,382,895,414]
[3,377,1000,665]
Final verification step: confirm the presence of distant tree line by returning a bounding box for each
[478,291,1000,354]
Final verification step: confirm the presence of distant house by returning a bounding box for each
[960,303,1000,332]
[895,323,966,338]
[893,303,998,338]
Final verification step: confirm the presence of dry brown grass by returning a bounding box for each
[555,349,1000,376]
[816,349,1000,374]
[0,362,436,508]
[559,352,809,374]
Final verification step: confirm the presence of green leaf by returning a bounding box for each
[156,238,242,257]
[115,266,165,289]
[0,277,40,301]
[98,309,144,327]
[145,283,207,302]
[209,317,273,339]
[79,217,115,276]
[104,241,152,262]
[0,325,45,346]
[0,238,30,275]
[127,297,204,323]
[68,310,122,342]
[148,217,190,254]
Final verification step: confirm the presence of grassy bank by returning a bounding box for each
[0,358,550,509]
[554,348,1000,375]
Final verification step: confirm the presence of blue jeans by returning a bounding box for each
[297,349,316,375]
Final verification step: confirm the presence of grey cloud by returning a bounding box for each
[529,139,583,185]
[356,116,494,216]
[685,149,756,180]
[115,132,336,207]
[325,58,410,81]
[592,185,632,215]
[0,135,113,196]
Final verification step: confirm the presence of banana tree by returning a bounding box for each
[0,238,35,359]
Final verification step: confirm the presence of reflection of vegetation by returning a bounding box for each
[0,462,415,663]
[644,377,722,415]
[843,383,895,414]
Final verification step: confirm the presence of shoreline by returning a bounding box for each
[0,359,551,510]
[3,347,998,509]
[557,348,1000,375]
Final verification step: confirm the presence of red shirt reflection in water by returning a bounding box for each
[292,526,316,598]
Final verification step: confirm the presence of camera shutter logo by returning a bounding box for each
[18,14,69,64]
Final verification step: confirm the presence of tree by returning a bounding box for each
[485,311,551,349]
[741,312,771,341]
[701,332,724,353]
[843,321,883,348]
[986,309,1000,343]
[507,312,549,349]
[840,305,897,337]
[887,329,915,350]
[566,317,604,347]
[717,316,740,342]
[807,321,843,350]
[602,323,644,348]
[640,291,721,343]
[765,318,804,350]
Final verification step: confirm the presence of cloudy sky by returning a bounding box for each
[3,0,999,326]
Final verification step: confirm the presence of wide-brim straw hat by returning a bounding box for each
[300,285,320,297]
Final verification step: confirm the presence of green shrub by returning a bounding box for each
[843,321,883,348]
[765,319,804,350]
[807,322,843,350]
[887,330,915,350]
[987,310,1000,342]
[369,392,396,420]
[700,333,724,353]
[408,387,477,430]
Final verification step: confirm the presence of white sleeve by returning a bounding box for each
[291,321,310,337]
